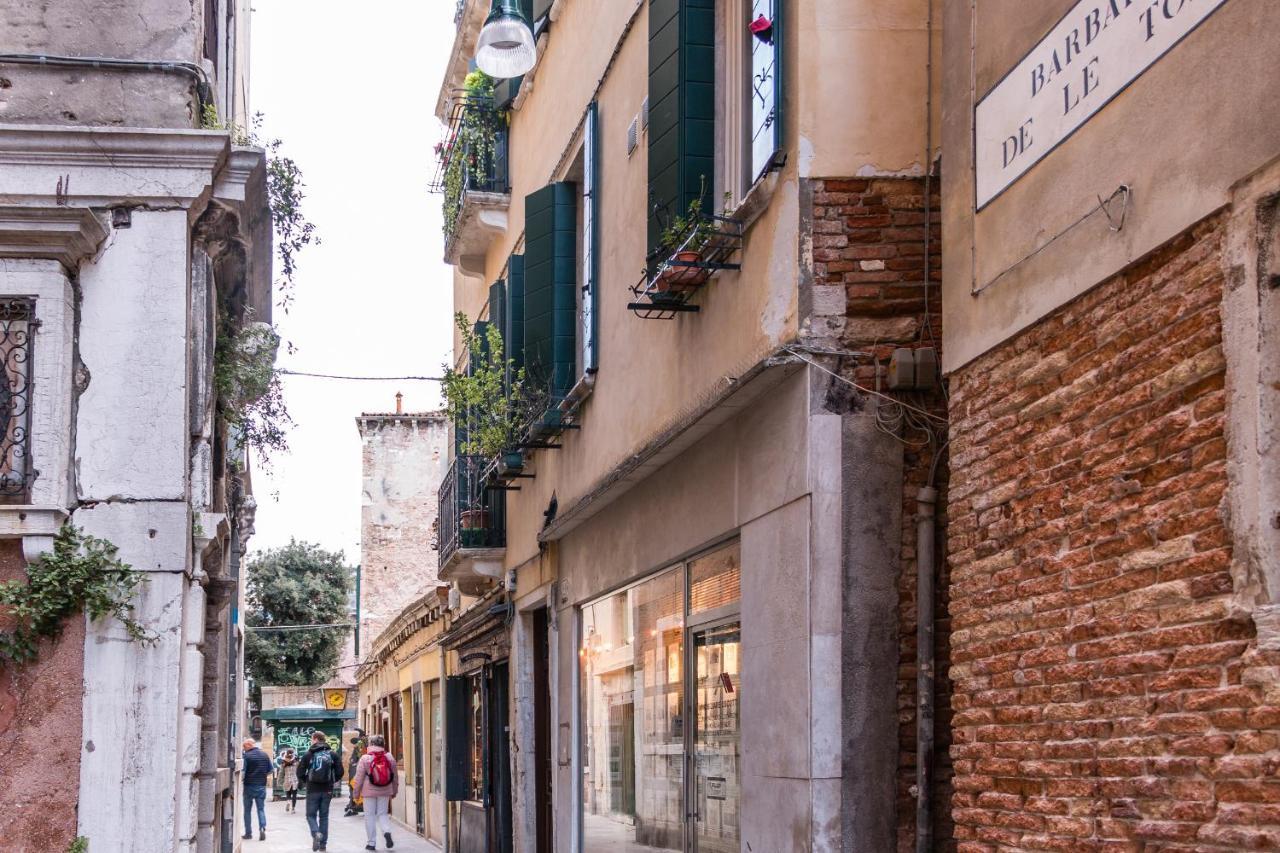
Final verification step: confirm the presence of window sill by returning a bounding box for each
[0,505,70,562]
[728,167,781,236]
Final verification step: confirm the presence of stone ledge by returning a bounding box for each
[0,505,70,562]
[0,205,107,271]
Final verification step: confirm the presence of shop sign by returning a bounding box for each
[976,0,1230,207]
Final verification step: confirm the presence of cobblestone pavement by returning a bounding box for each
[252,794,440,853]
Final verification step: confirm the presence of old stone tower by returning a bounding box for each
[356,402,450,658]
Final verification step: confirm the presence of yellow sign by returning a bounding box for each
[323,689,347,711]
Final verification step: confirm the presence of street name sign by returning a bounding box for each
[976,0,1230,208]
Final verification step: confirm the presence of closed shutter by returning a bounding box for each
[582,101,600,373]
[648,0,715,255]
[444,675,470,801]
[489,280,507,362]
[505,254,525,388]
[523,183,577,406]
[751,0,784,179]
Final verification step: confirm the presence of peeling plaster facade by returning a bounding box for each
[0,3,266,852]
[357,411,450,659]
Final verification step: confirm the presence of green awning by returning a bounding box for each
[260,706,356,722]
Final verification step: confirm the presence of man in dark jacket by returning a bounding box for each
[300,730,344,851]
[242,738,273,841]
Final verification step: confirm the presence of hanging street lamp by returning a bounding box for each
[475,0,537,79]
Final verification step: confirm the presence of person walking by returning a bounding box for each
[241,738,273,841]
[352,734,399,850]
[277,747,300,813]
[300,730,343,851]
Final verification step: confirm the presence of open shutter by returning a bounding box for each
[444,675,470,801]
[489,280,507,363]
[582,101,600,373]
[751,0,783,179]
[523,183,577,406]
[648,0,716,255]
[505,254,526,388]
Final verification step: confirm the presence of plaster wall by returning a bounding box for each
[459,1,803,572]
[794,0,941,178]
[941,0,1280,370]
[77,210,191,501]
[358,414,450,657]
[0,0,205,127]
[543,368,873,852]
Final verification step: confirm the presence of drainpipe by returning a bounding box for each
[915,484,937,853]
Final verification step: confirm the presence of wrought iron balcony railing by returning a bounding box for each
[438,454,507,570]
[628,214,745,319]
[0,299,36,503]
[430,94,510,253]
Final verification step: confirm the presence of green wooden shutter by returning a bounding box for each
[488,280,507,362]
[582,101,600,373]
[648,0,715,255]
[444,675,470,801]
[523,183,577,406]
[505,254,525,389]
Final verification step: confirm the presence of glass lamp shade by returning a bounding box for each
[475,10,537,79]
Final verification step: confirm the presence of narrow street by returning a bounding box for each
[253,795,439,853]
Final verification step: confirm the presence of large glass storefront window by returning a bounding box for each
[581,540,741,853]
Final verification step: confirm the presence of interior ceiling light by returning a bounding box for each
[475,0,537,79]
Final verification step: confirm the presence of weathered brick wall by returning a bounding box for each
[946,213,1280,850]
[0,539,83,852]
[811,175,954,851]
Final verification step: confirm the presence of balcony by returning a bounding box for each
[437,454,506,594]
[431,94,510,275]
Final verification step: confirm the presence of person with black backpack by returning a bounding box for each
[299,730,343,851]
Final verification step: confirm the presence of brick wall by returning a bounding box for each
[811,175,954,851]
[946,213,1280,850]
[0,539,83,852]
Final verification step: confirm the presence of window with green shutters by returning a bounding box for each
[648,0,716,258]
[504,254,525,391]
[523,182,578,414]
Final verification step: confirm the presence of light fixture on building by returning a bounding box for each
[475,0,536,79]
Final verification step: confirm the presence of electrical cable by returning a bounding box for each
[278,369,444,382]
[783,347,949,425]
[245,622,354,632]
[0,52,209,87]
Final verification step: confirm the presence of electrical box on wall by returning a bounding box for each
[887,347,939,392]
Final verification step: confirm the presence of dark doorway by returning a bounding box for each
[533,608,553,853]
[488,661,514,853]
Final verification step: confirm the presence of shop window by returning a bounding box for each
[579,539,743,852]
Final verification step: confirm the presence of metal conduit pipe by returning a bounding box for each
[0,53,211,105]
[916,483,938,853]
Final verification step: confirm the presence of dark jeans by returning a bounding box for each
[286,786,298,808]
[243,784,267,835]
[305,790,331,844]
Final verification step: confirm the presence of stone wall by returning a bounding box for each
[358,414,450,657]
[946,212,1280,850]
[0,0,206,127]
[809,175,953,851]
[0,539,82,853]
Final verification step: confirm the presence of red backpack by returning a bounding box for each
[368,750,394,787]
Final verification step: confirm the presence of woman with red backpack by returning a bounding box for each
[351,734,399,850]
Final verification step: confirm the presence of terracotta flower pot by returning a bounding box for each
[460,508,491,530]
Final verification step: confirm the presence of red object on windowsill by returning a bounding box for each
[750,14,773,44]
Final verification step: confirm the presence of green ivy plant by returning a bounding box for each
[214,320,290,466]
[200,106,319,311]
[0,525,154,666]
[441,313,543,461]
[68,837,88,853]
[439,71,504,242]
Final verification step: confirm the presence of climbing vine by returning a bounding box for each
[439,71,504,242]
[200,106,319,311]
[0,525,153,667]
[214,320,291,466]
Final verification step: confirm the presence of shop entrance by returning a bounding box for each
[580,540,742,853]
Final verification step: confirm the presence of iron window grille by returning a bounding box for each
[0,299,36,504]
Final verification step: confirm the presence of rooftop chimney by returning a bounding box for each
[395,392,403,415]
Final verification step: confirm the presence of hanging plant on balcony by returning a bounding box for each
[440,313,544,464]
[441,71,505,242]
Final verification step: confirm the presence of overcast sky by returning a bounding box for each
[247,0,457,563]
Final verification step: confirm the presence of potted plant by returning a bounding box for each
[652,183,733,296]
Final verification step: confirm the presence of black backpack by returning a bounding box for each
[308,749,336,785]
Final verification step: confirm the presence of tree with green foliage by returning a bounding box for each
[244,540,352,694]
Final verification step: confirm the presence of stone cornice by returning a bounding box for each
[0,124,230,207]
[0,205,108,271]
